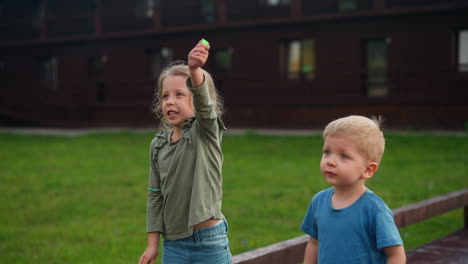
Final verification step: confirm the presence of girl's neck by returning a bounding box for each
[170,128,182,142]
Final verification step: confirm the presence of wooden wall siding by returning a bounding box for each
[46,16,95,37]
[1,1,467,43]
[0,0,41,40]
[385,0,464,9]
[0,0,41,20]
[101,11,153,33]
[45,0,95,16]
[0,1,467,128]
[226,0,291,21]
[0,20,40,41]
[302,0,374,15]
[159,0,211,27]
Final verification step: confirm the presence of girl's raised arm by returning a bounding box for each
[188,40,210,87]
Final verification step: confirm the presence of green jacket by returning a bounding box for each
[146,78,226,240]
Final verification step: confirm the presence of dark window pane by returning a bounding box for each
[214,49,233,73]
[458,30,468,72]
[88,55,108,78]
[285,39,316,80]
[148,48,173,78]
[40,56,58,90]
[366,39,388,97]
[339,0,358,11]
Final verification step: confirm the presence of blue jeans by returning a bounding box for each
[162,219,232,264]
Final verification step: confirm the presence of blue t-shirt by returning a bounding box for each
[301,188,403,263]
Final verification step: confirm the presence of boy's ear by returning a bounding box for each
[363,162,379,179]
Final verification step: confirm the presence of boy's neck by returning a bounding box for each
[331,184,367,209]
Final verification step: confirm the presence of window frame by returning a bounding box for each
[88,55,108,79]
[39,56,58,90]
[456,29,468,73]
[338,0,358,12]
[263,0,291,7]
[282,38,317,81]
[147,47,173,79]
[212,48,234,74]
[364,38,389,98]
[135,0,157,19]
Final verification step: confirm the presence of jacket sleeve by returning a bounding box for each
[186,76,225,139]
[146,138,164,233]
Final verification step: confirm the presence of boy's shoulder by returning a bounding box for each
[317,187,334,197]
[310,187,334,203]
[361,189,391,211]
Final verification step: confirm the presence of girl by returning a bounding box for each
[138,40,231,264]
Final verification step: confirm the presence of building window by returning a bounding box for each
[264,0,290,6]
[0,61,5,79]
[147,48,173,79]
[136,0,157,18]
[40,56,58,90]
[213,48,233,73]
[339,0,358,11]
[32,0,44,29]
[284,39,316,80]
[88,55,108,78]
[200,0,216,24]
[365,39,388,97]
[458,29,468,72]
[47,0,96,16]
[88,56,108,102]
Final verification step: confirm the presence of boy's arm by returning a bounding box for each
[384,245,406,264]
[304,236,318,264]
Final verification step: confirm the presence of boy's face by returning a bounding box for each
[320,135,373,188]
[161,75,194,129]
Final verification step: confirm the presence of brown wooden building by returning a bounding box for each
[1,0,467,129]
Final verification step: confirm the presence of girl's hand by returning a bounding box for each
[188,41,210,70]
[138,247,158,264]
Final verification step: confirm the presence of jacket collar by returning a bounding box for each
[154,116,226,148]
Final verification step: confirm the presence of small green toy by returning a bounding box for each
[201,38,210,45]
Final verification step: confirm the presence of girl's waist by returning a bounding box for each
[193,218,221,230]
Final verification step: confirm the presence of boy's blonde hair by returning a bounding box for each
[323,115,385,163]
[152,61,224,130]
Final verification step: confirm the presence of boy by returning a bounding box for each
[301,115,406,264]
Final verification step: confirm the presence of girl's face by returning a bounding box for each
[161,75,194,129]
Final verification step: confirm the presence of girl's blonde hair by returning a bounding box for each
[323,115,385,163]
[152,61,224,130]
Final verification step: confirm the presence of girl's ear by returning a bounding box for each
[363,162,379,179]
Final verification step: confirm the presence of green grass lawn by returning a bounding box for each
[0,131,467,263]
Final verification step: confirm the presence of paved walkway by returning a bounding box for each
[406,229,468,264]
